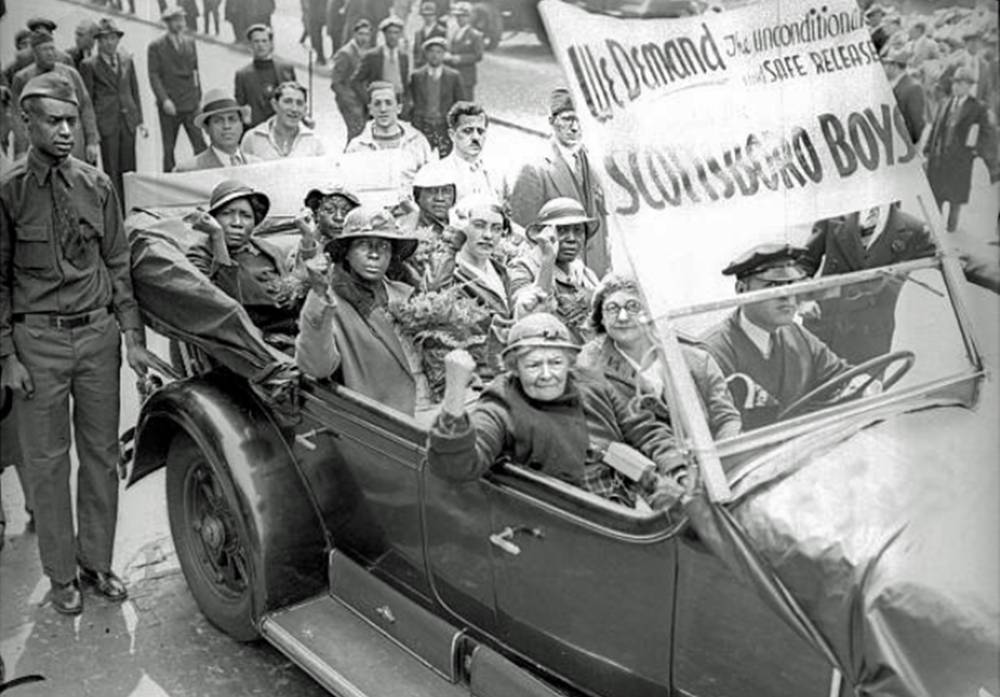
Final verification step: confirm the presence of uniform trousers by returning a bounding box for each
[99,127,137,212]
[13,311,122,584]
[158,108,206,173]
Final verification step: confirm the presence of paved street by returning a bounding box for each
[1,0,998,695]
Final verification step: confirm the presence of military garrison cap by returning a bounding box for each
[722,243,808,281]
[19,72,79,107]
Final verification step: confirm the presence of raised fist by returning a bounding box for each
[534,225,558,261]
[304,253,333,292]
[185,209,223,238]
[295,207,317,240]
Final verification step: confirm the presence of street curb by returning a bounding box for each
[52,0,549,140]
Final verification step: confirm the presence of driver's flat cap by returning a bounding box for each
[723,243,808,281]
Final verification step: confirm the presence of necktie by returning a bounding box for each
[51,168,87,268]
[231,152,243,166]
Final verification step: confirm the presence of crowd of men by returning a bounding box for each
[0,0,995,622]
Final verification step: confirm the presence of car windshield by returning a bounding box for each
[664,254,975,440]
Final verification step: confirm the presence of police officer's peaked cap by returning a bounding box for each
[378,15,405,31]
[26,17,57,32]
[502,313,581,357]
[422,36,448,52]
[550,88,575,117]
[19,72,79,108]
[723,243,808,281]
[161,3,187,21]
[28,29,56,48]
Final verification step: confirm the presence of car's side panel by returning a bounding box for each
[672,535,834,697]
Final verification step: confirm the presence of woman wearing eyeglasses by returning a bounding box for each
[295,205,431,415]
[508,197,600,344]
[577,275,742,441]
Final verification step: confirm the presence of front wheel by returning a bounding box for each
[167,433,258,641]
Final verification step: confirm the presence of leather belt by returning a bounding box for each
[12,306,110,330]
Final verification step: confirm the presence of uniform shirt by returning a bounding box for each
[0,149,142,358]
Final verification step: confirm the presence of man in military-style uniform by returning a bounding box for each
[702,244,856,430]
[0,73,155,615]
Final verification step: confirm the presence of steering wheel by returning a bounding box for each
[776,350,915,421]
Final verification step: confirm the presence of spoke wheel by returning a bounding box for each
[167,433,258,641]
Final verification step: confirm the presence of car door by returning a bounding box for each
[485,466,679,697]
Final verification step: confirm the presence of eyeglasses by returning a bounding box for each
[603,300,643,316]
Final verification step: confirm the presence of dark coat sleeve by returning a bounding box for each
[427,396,511,483]
[604,384,680,471]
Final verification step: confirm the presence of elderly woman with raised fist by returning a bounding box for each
[426,313,694,510]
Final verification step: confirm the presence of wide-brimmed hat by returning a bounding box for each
[501,313,581,357]
[94,18,125,39]
[526,197,596,240]
[722,243,807,282]
[303,183,361,211]
[194,89,251,129]
[333,205,419,260]
[161,4,186,21]
[207,180,271,223]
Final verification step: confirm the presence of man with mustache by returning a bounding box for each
[702,244,859,430]
[417,101,499,201]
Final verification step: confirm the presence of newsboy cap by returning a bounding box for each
[422,36,448,52]
[26,17,57,32]
[19,72,79,107]
[161,4,187,21]
[722,243,808,281]
[379,15,405,31]
[28,29,56,48]
[549,88,575,117]
[245,23,272,40]
[419,1,438,15]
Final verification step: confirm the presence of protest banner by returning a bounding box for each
[540,0,943,315]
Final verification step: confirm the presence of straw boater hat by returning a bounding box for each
[207,180,271,224]
[501,313,581,357]
[331,206,419,261]
[194,89,251,129]
[526,197,596,241]
[94,18,125,39]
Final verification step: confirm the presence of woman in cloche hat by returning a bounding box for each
[295,204,432,415]
[425,313,693,511]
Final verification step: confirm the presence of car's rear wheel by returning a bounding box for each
[167,433,258,642]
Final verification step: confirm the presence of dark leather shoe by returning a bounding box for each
[79,568,128,602]
[50,580,83,615]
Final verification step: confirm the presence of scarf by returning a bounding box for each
[331,263,387,318]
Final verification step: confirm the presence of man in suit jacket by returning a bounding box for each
[352,16,411,117]
[444,2,483,100]
[11,30,100,165]
[412,2,447,69]
[148,5,206,172]
[882,48,925,146]
[331,20,372,142]
[509,89,609,275]
[340,0,391,47]
[409,37,464,156]
[925,67,999,231]
[175,89,260,171]
[799,204,936,365]
[234,24,298,128]
[66,20,99,70]
[80,19,144,208]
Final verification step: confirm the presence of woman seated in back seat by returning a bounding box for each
[186,179,305,343]
[426,313,690,510]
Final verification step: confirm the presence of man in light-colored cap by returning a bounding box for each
[352,14,411,116]
[148,4,206,171]
[1,71,156,616]
[413,1,447,69]
[79,17,146,206]
[444,1,484,100]
[174,89,258,171]
[509,88,609,275]
[11,30,100,165]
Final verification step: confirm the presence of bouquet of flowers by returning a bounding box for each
[406,226,460,292]
[387,284,493,400]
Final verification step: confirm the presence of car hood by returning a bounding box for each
[712,395,999,697]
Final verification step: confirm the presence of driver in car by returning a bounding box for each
[702,244,880,430]
[427,313,690,510]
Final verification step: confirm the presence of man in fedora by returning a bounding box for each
[175,90,258,171]
[80,18,145,205]
[444,2,483,100]
[352,15,411,117]
[409,36,464,156]
[148,4,206,172]
[510,88,609,274]
[880,47,925,146]
[11,30,100,165]
[234,23,298,129]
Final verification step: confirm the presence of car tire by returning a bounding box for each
[166,432,258,642]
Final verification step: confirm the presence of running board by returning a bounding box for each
[260,594,469,697]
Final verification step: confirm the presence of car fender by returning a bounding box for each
[129,372,327,619]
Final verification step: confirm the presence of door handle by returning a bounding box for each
[489,526,544,556]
